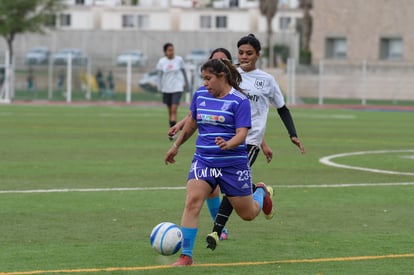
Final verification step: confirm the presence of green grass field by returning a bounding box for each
[0,103,413,275]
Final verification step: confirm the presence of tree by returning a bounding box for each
[299,0,312,51]
[0,0,65,64]
[298,0,312,64]
[259,0,278,67]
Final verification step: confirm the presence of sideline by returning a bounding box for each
[1,182,414,194]
[1,253,413,274]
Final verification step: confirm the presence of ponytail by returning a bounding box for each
[200,59,243,93]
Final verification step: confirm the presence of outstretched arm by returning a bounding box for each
[277,105,306,154]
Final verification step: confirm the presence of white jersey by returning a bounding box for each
[238,68,286,146]
[156,55,186,93]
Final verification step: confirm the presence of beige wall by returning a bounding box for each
[311,0,414,65]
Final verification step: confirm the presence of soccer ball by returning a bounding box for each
[150,222,183,256]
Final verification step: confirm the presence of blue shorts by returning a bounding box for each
[187,159,253,197]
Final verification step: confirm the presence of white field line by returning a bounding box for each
[320,149,414,176]
[1,182,414,194]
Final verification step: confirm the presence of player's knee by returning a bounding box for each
[185,195,204,212]
[237,211,257,221]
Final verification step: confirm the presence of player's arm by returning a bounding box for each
[168,111,191,137]
[165,117,197,164]
[215,127,248,150]
[157,70,163,92]
[180,68,190,92]
[277,105,306,154]
[261,139,273,163]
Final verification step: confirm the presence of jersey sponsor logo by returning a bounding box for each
[190,162,223,179]
[197,114,225,123]
[254,78,265,89]
[246,93,259,102]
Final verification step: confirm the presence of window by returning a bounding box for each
[75,0,85,4]
[200,15,212,29]
[215,16,227,29]
[200,15,227,29]
[137,15,149,29]
[46,14,56,27]
[380,37,403,60]
[229,0,239,7]
[122,14,135,28]
[279,17,291,30]
[325,37,347,59]
[59,14,71,27]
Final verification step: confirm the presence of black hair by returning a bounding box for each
[237,33,261,53]
[201,59,242,92]
[208,48,232,60]
[163,43,173,53]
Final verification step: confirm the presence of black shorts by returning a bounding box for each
[162,92,183,106]
[246,144,260,167]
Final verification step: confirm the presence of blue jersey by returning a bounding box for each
[190,86,251,167]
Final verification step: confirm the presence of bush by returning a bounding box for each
[300,49,312,65]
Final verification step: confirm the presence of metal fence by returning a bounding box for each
[2,52,414,105]
[283,59,414,105]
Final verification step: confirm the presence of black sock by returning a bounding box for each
[212,196,233,236]
[169,121,176,127]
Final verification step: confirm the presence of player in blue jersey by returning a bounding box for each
[169,48,243,239]
[164,58,274,266]
[169,47,278,245]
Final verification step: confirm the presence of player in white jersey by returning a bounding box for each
[205,34,306,250]
[156,43,189,135]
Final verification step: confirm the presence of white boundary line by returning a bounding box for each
[2,150,413,195]
[0,187,185,194]
[320,149,414,176]
[1,182,414,194]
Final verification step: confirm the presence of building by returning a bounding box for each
[311,0,414,66]
[6,1,302,65]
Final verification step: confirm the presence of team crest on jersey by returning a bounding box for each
[254,78,265,89]
[221,102,231,111]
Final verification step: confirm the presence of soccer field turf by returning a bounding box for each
[0,104,413,274]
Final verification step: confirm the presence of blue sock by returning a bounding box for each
[253,187,265,209]
[206,196,221,221]
[180,227,198,258]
